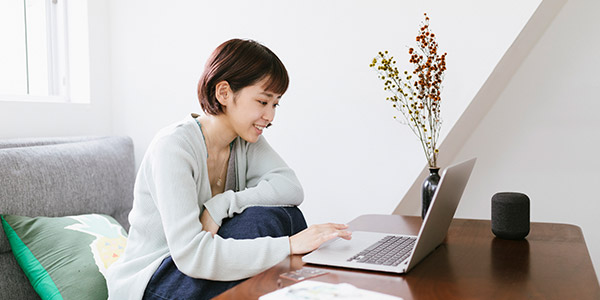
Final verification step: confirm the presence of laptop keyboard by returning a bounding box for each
[347,235,416,266]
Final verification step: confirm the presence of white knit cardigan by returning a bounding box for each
[106,114,304,299]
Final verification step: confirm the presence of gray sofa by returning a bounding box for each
[0,136,135,299]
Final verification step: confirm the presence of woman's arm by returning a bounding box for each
[203,136,303,226]
[147,133,291,280]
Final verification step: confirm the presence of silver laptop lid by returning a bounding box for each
[404,157,476,271]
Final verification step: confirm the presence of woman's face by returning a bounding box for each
[224,77,281,143]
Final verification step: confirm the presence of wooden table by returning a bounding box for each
[214,215,600,299]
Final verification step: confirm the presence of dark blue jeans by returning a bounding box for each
[142,206,307,300]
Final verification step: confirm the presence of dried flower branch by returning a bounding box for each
[370,13,447,168]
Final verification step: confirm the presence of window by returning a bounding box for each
[0,0,89,103]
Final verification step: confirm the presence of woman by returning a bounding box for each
[106,39,352,299]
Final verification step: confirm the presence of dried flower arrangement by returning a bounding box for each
[370,13,447,168]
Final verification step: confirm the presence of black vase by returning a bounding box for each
[422,168,440,219]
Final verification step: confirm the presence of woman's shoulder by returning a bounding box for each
[157,114,199,135]
[149,114,206,155]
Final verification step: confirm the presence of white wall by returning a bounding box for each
[452,0,600,279]
[0,0,112,138]
[107,0,539,226]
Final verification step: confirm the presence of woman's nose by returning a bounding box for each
[263,107,275,122]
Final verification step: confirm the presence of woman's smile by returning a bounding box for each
[254,123,268,134]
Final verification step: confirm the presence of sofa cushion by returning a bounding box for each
[1,213,127,300]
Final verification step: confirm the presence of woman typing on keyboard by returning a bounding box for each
[106,39,352,300]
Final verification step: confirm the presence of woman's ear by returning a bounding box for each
[215,81,232,107]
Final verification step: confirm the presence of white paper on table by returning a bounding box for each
[259,280,403,300]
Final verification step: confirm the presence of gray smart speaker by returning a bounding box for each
[491,192,530,240]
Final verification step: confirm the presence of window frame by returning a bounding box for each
[0,0,87,104]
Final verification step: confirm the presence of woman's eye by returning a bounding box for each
[257,100,268,105]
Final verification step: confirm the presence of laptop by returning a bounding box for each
[302,158,476,273]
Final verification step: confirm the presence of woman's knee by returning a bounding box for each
[218,206,307,239]
[279,206,307,235]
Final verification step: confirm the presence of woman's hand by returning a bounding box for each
[200,208,220,237]
[289,223,352,255]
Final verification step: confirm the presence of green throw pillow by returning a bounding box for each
[1,214,127,300]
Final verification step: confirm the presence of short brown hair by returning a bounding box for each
[198,39,289,115]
